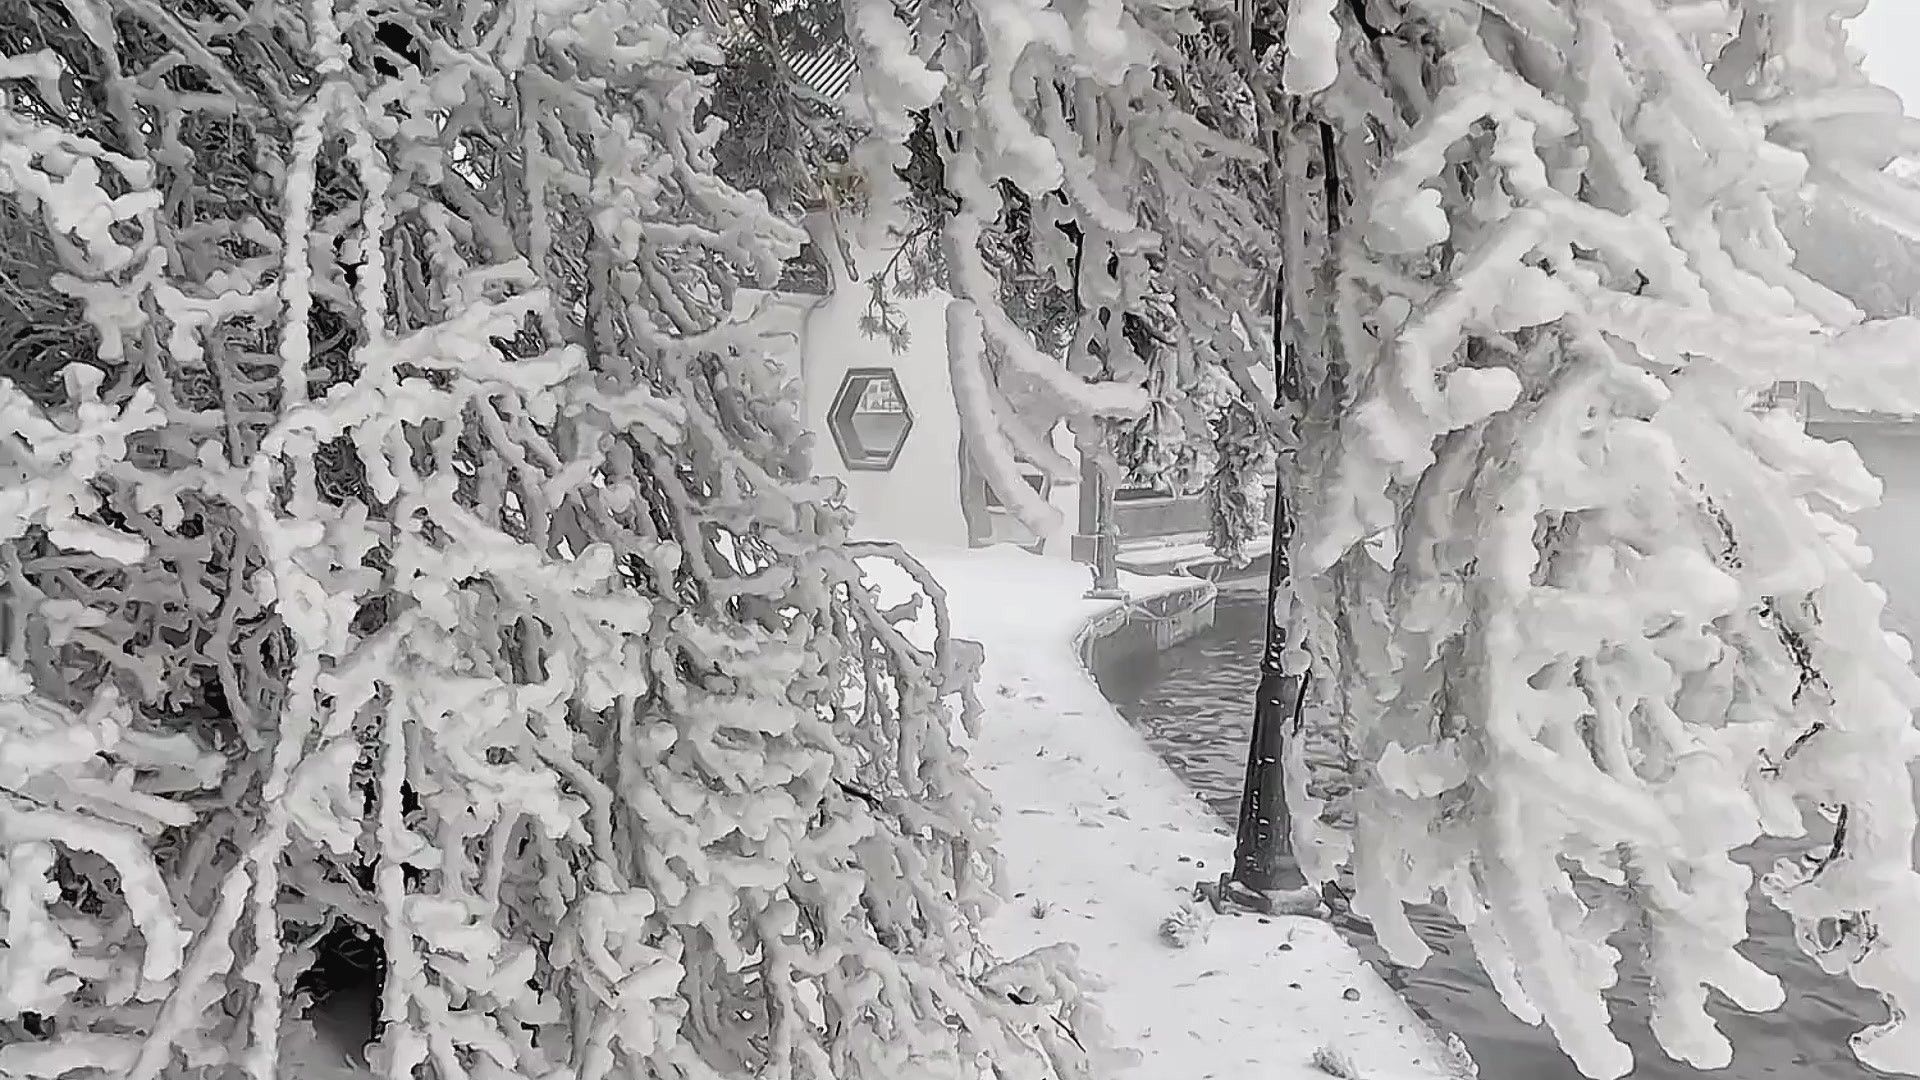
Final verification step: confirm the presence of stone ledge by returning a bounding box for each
[1072,575,1217,674]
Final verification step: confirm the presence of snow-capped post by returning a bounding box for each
[1076,423,1127,601]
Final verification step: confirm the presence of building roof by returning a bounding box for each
[787,43,860,101]
[705,0,925,102]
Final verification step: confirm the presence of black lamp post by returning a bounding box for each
[1209,483,1320,913]
[1203,113,1338,918]
[1234,489,1303,889]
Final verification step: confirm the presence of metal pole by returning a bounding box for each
[1074,440,1099,554]
[1204,109,1332,916]
[1082,428,1125,600]
[1228,485,1306,893]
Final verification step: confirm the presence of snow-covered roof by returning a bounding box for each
[787,44,860,101]
[706,0,924,102]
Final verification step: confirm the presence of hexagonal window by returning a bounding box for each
[828,368,914,471]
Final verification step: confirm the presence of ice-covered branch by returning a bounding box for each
[1274,1,1920,1076]
[0,1,1113,1077]
[846,0,1277,541]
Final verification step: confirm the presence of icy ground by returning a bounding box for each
[873,547,1473,1080]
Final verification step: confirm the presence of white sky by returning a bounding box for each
[1852,3,1920,115]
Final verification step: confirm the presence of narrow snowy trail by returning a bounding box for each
[903,548,1470,1080]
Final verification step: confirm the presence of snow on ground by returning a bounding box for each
[869,545,1471,1080]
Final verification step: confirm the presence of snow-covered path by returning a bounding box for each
[902,548,1470,1080]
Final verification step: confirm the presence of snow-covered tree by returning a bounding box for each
[1784,186,1920,318]
[1259,1,1920,1076]
[813,0,1920,1072]
[839,0,1278,542]
[0,2,1125,1078]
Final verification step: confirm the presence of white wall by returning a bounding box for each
[747,237,1100,552]
[799,282,972,548]
[742,234,982,550]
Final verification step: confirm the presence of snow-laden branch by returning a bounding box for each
[847,0,1277,530]
[0,1,1121,1076]
[1274,2,1920,1076]
[948,300,1067,538]
[1282,0,1341,95]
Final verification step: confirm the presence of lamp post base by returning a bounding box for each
[1197,874,1326,918]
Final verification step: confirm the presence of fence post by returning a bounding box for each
[1075,426,1126,600]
